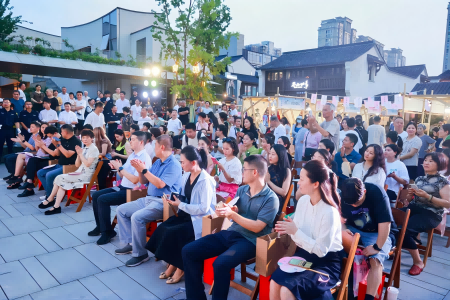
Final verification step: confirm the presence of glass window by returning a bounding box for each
[286,71,290,80]
[110,10,117,25]
[267,73,271,81]
[252,86,257,96]
[103,15,109,23]
[279,72,283,79]
[274,72,278,80]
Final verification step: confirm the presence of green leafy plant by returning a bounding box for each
[0,0,32,41]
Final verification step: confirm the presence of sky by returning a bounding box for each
[11,0,449,75]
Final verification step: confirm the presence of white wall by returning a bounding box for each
[130,29,155,62]
[13,26,62,50]
[227,58,256,76]
[61,19,102,52]
[258,70,266,96]
[345,47,419,97]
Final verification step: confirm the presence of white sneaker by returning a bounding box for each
[40,196,47,201]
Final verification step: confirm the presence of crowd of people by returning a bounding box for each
[1,84,450,300]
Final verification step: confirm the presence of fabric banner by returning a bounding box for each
[367,97,375,107]
[278,97,306,110]
[354,97,362,108]
[394,94,403,108]
[321,95,327,104]
[311,93,317,104]
[332,96,339,106]
[380,96,388,107]
[343,97,350,107]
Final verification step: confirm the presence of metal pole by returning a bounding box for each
[420,89,427,124]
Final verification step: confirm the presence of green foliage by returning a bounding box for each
[0,0,29,40]
[0,72,21,81]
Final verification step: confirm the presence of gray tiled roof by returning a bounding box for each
[259,41,376,70]
[411,82,450,94]
[389,65,426,79]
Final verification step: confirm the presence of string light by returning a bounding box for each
[144,80,148,86]
[172,64,179,73]
[193,64,200,74]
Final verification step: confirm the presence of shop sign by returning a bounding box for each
[291,80,308,89]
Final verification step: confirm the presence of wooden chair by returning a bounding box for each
[64,161,103,212]
[291,160,306,195]
[152,156,159,164]
[434,211,450,248]
[331,231,361,300]
[417,229,434,267]
[382,208,410,298]
[394,186,409,209]
[280,184,294,216]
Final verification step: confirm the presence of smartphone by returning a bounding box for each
[410,184,419,191]
[112,186,120,192]
[169,192,179,201]
[53,137,60,142]
[211,157,218,165]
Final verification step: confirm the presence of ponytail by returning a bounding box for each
[198,148,208,170]
[328,172,341,211]
[397,136,403,153]
[180,145,208,170]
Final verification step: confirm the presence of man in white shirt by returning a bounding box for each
[308,103,340,152]
[229,102,238,116]
[84,102,106,130]
[202,101,212,115]
[167,109,182,135]
[271,116,287,142]
[116,91,130,119]
[181,123,205,149]
[58,103,78,127]
[367,116,386,146]
[130,99,142,123]
[72,91,86,134]
[39,99,58,125]
[137,109,152,128]
[18,82,26,100]
[212,124,227,159]
[344,117,363,153]
[82,91,90,102]
[113,87,121,102]
[394,116,408,142]
[228,116,241,139]
[60,87,70,104]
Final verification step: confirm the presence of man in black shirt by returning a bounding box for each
[101,90,114,115]
[0,98,21,159]
[177,100,190,126]
[105,105,120,143]
[341,178,393,300]
[43,89,59,112]
[129,90,140,106]
[19,101,40,141]
[37,124,81,201]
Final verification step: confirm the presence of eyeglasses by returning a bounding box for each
[242,168,256,173]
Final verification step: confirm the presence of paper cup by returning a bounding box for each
[386,287,399,300]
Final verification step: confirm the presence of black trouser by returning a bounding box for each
[97,161,111,190]
[92,187,129,234]
[21,129,31,142]
[386,189,397,208]
[26,157,50,181]
[417,158,425,177]
[182,230,256,300]
[400,203,442,250]
[0,128,16,159]
[4,153,18,174]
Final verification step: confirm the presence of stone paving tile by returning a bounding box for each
[79,275,122,300]
[42,227,84,249]
[398,280,445,300]
[0,261,42,299]
[14,295,33,300]
[0,233,47,262]
[32,213,77,229]
[401,275,448,296]
[63,208,96,223]
[0,207,11,219]
[1,204,23,217]
[99,243,133,263]
[75,243,124,271]
[36,248,102,284]
[63,221,99,243]
[11,202,42,215]
[95,268,159,300]
[0,289,6,300]
[0,194,16,206]
[20,257,60,290]
[1,214,47,235]
[30,281,97,300]
[0,221,13,238]
[29,231,62,252]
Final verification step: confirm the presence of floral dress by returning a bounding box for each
[54,144,99,190]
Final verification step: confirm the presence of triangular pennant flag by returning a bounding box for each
[311,93,317,104]
[380,96,388,107]
[354,97,362,108]
[321,95,327,104]
[332,96,338,106]
[343,97,350,107]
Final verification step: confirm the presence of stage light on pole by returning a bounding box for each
[223,93,227,98]
[152,90,159,97]
[144,80,149,86]
[172,64,179,73]
[143,92,148,98]
[152,66,160,76]
[151,80,157,87]
[144,68,151,76]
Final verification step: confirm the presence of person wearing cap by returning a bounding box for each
[417,123,435,177]
[19,101,40,141]
[0,98,21,159]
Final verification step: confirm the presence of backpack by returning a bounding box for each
[184,131,203,145]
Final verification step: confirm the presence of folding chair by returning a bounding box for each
[331,231,361,300]
[64,161,103,212]
[417,228,434,267]
[382,208,410,298]
[291,160,306,196]
[394,186,409,209]
[434,210,450,248]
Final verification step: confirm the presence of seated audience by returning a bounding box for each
[89,131,152,245]
[271,160,342,300]
[384,144,409,207]
[237,132,259,164]
[334,133,361,186]
[278,136,292,165]
[261,135,274,161]
[228,115,241,140]
[312,148,333,169]
[84,102,105,130]
[211,124,227,160]
[197,136,214,174]
[94,127,112,159]
[182,155,279,300]
[146,146,216,284]
[318,138,338,173]
[111,129,132,164]
[113,135,182,266]
[238,116,259,143]
[401,152,450,275]
[38,130,99,215]
[37,124,81,201]
[130,124,140,135]
[215,137,242,199]
[141,122,151,132]
[181,123,205,149]
[352,144,387,188]
[18,125,59,197]
[386,130,404,151]
[267,144,292,214]
[159,125,167,135]
[341,178,393,300]
[441,148,450,180]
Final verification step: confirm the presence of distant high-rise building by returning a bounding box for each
[318,17,354,47]
[384,48,406,67]
[356,35,385,53]
[443,2,450,71]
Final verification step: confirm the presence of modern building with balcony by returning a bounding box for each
[318,17,357,47]
[258,41,427,98]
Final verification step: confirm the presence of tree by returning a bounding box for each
[0,0,31,41]
[152,0,237,102]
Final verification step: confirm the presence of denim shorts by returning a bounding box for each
[346,225,392,265]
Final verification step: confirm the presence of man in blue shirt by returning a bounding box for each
[89,131,152,246]
[19,101,40,141]
[182,155,279,300]
[334,133,362,187]
[10,90,25,115]
[114,135,182,266]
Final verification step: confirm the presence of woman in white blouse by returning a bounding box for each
[399,123,422,181]
[271,160,343,300]
[384,144,409,207]
[215,137,242,199]
[38,129,99,215]
[352,144,387,189]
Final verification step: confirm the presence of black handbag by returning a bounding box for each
[302,132,316,161]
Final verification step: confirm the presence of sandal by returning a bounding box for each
[408,265,423,276]
[7,182,21,189]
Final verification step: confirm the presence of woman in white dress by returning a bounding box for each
[38,129,99,215]
[352,144,387,189]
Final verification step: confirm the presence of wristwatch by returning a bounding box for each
[373,243,382,251]
[57,144,61,148]
[22,140,25,143]
[142,169,148,175]
[118,166,124,172]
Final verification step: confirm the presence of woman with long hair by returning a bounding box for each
[338,117,349,147]
[278,136,292,165]
[38,130,99,215]
[111,129,132,164]
[198,136,214,174]
[238,116,258,142]
[399,123,423,181]
[261,135,274,161]
[384,144,409,207]
[271,160,342,300]
[402,152,450,275]
[312,149,333,169]
[93,127,112,159]
[146,146,216,284]
[237,132,260,164]
[207,111,219,140]
[215,137,242,199]
[267,144,292,214]
[352,144,387,188]
[441,148,450,180]
[280,116,291,137]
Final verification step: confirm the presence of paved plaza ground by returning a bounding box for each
[0,164,449,300]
